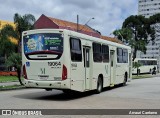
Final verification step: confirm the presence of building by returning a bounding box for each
[0,20,18,44]
[34,14,122,44]
[138,0,160,71]
[138,0,160,18]
[0,20,17,71]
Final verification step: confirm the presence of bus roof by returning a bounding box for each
[23,29,131,50]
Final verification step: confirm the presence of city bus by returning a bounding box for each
[22,29,132,93]
[132,58,158,74]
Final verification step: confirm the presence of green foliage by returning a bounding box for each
[0,25,16,56]
[113,15,156,61]
[113,28,132,46]
[14,13,36,41]
[0,76,18,82]
[5,53,23,85]
[133,62,142,76]
[149,13,160,24]
[132,74,151,79]
[5,53,21,70]
[132,62,142,69]
[0,13,35,85]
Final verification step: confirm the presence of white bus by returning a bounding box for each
[132,58,157,74]
[22,29,132,93]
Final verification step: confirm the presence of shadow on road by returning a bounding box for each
[14,84,127,101]
[14,90,95,101]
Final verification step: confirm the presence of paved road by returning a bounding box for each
[0,77,160,118]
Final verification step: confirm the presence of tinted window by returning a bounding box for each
[23,33,63,60]
[117,48,123,63]
[23,33,63,54]
[123,49,128,63]
[93,43,102,62]
[117,48,128,63]
[70,38,82,62]
[102,45,109,62]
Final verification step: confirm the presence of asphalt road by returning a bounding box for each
[0,76,160,118]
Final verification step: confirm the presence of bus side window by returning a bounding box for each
[70,38,82,62]
[93,43,102,62]
[102,45,109,63]
[117,48,123,63]
[122,49,128,63]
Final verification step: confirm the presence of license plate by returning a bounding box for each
[39,76,49,80]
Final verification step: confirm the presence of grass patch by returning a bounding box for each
[0,85,24,90]
[132,74,152,79]
[0,76,19,82]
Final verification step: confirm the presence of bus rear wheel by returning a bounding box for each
[96,77,103,94]
[123,73,128,86]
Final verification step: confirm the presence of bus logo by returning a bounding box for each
[40,68,45,74]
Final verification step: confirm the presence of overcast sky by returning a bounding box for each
[0,0,138,36]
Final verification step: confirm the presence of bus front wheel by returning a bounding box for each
[96,77,103,94]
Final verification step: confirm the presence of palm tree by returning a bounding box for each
[0,13,36,85]
[5,53,22,85]
[13,13,36,52]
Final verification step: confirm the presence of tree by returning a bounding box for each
[0,13,36,53]
[13,13,36,52]
[149,13,160,24]
[132,62,142,76]
[0,25,16,70]
[113,28,132,45]
[0,13,36,85]
[5,53,23,85]
[114,15,155,61]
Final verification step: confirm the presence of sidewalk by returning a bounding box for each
[152,72,160,77]
[0,82,20,86]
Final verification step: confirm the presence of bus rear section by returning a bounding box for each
[22,31,70,90]
[132,58,158,74]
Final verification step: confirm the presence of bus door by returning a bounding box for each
[83,46,91,90]
[110,50,115,86]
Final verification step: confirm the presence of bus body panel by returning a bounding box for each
[22,29,132,92]
[132,58,157,74]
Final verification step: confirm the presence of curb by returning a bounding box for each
[0,86,27,91]
[0,81,19,83]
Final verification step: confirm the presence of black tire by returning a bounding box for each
[96,77,103,94]
[149,69,152,74]
[45,89,52,91]
[137,69,140,75]
[123,73,127,86]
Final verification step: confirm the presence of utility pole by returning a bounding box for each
[77,15,79,32]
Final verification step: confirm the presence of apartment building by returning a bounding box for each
[138,0,160,71]
[138,0,160,18]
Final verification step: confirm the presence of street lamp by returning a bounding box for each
[78,17,95,32]
[117,31,124,42]
[84,17,94,25]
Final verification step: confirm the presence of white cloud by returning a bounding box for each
[0,0,138,36]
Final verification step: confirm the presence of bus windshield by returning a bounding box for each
[23,33,63,54]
